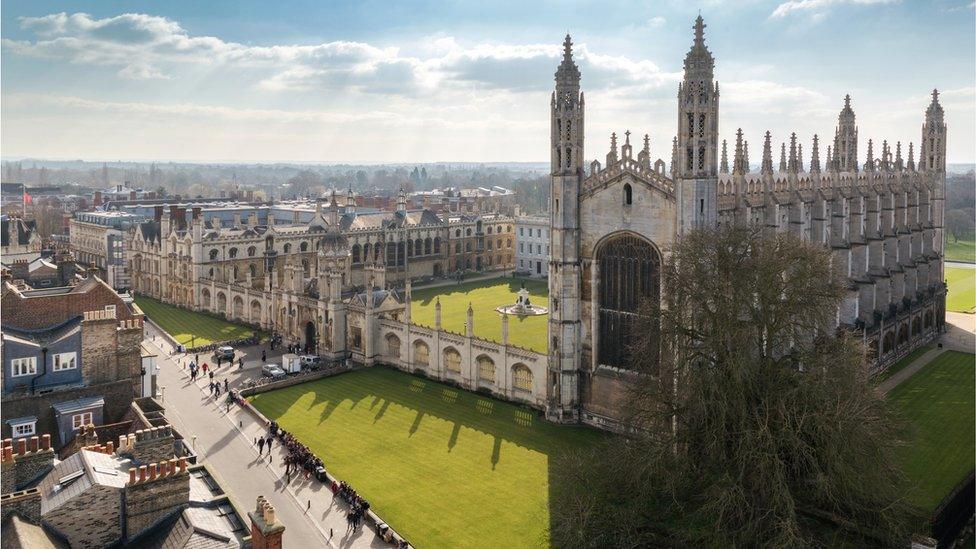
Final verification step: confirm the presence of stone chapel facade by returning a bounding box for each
[547,16,947,427]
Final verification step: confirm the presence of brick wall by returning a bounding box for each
[0,436,54,493]
[123,459,190,541]
[1,378,138,447]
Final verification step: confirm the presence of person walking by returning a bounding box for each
[202,363,209,374]
[266,436,273,453]
[224,379,229,393]
[261,350,266,362]
[238,357,244,370]
[258,437,265,454]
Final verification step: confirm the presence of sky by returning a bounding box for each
[1,0,974,164]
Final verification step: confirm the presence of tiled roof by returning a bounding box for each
[1,277,139,330]
[39,449,130,515]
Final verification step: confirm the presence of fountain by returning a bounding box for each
[496,283,548,317]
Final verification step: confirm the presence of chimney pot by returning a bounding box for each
[138,465,147,482]
[17,439,27,455]
[28,436,38,453]
[178,457,187,473]
[265,505,277,525]
[41,434,51,451]
[2,447,13,463]
[106,441,114,454]
[149,463,158,481]
[128,433,136,448]
[2,438,11,448]
[129,468,137,485]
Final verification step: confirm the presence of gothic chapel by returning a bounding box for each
[547,17,947,427]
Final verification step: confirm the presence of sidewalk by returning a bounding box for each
[144,328,387,549]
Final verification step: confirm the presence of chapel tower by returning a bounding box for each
[676,16,719,234]
[548,34,584,422]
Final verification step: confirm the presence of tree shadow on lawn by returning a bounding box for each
[250,366,605,545]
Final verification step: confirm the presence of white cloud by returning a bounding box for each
[647,16,667,28]
[118,62,169,80]
[770,0,899,20]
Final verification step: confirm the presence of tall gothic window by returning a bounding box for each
[597,233,660,370]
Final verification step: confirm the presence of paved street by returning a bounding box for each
[144,323,388,548]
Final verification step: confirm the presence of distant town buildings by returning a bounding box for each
[68,211,145,290]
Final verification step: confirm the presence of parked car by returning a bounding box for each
[261,364,286,378]
[214,346,235,360]
[300,355,322,368]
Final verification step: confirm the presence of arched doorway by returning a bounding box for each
[596,232,660,370]
[305,321,317,354]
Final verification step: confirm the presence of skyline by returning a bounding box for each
[2,1,974,164]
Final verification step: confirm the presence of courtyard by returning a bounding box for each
[135,295,258,346]
[946,266,976,314]
[410,277,549,353]
[248,367,603,548]
[887,350,975,513]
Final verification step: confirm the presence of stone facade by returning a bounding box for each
[548,16,947,428]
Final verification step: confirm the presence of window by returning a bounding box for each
[283,243,291,253]
[413,341,430,366]
[11,357,37,377]
[444,348,462,373]
[72,412,93,430]
[209,249,219,261]
[624,183,633,205]
[228,247,238,258]
[519,228,524,236]
[477,356,495,383]
[519,243,524,253]
[104,304,116,315]
[53,352,77,372]
[248,246,256,257]
[300,242,309,252]
[512,364,533,391]
[11,421,35,438]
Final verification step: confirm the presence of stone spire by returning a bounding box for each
[798,143,804,172]
[761,131,774,174]
[732,129,744,175]
[826,145,833,170]
[670,136,678,175]
[864,139,875,172]
[810,134,821,173]
[720,139,729,173]
[638,133,651,170]
[396,185,407,212]
[894,141,903,171]
[779,142,787,172]
[744,140,750,171]
[606,132,618,166]
[555,34,581,90]
[907,142,916,171]
[834,94,858,172]
[881,140,891,170]
[920,89,947,172]
[621,130,633,159]
[788,133,798,172]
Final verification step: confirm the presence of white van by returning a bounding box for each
[281,353,302,374]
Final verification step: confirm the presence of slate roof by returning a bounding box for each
[39,449,130,515]
[1,276,138,330]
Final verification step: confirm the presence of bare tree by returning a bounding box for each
[552,226,916,548]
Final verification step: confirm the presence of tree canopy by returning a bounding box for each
[552,226,916,548]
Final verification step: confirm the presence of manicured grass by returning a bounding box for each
[411,277,549,353]
[887,351,975,513]
[135,295,256,346]
[945,238,975,263]
[946,267,976,314]
[249,367,603,549]
[873,344,933,384]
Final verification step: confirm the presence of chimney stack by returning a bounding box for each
[249,495,286,549]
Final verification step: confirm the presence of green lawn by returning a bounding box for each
[873,344,933,384]
[887,351,975,513]
[946,267,976,314]
[135,295,256,346]
[411,277,549,353]
[945,238,975,263]
[249,367,602,549]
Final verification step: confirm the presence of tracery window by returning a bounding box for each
[413,341,430,365]
[477,356,495,383]
[444,348,462,373]
[512,364,533,391]
[597,233,660,370]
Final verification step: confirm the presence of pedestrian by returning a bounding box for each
[209,382,214,395]
[267,436,273,452]
[195,353,199,364]
[258,437,265,454]
[224,379,229,392]
[209,370,214,382]
[262,350,266,362]
[203,363,209,374]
